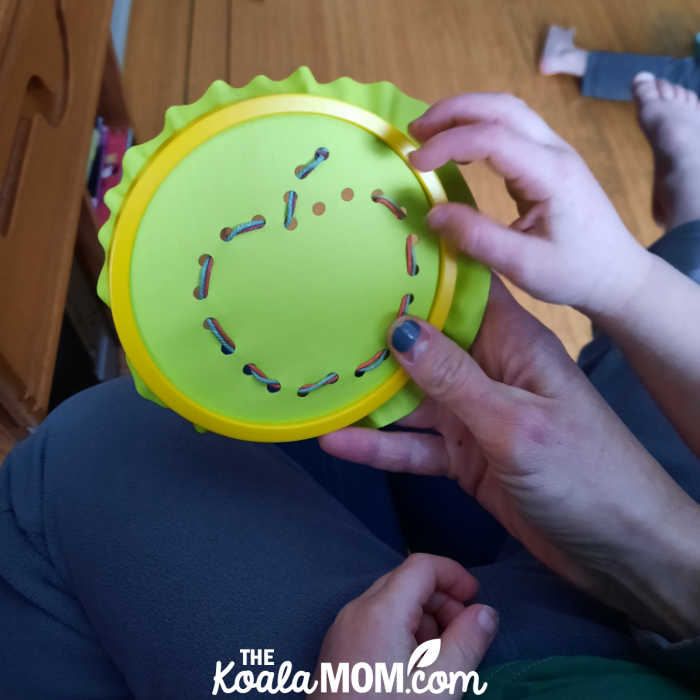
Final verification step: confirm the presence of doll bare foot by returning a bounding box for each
[632,72,700,229]
[539,25,588,77]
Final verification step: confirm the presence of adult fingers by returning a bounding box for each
[319,427,449,476]
[394,398,441,429]
[385,316,519,443]
[471,276,583,399]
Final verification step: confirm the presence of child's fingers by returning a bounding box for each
[409,123,558,197]
[437,604,498,674]
[427,202,544,283]
[376,554,479,612]
[409,93,563,145]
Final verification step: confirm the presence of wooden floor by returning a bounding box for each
[125,0,700,357]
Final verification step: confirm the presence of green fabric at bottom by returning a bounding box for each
[479,657,696,699]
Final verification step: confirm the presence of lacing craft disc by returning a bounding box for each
[100,71,490,442]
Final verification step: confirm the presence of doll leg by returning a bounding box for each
[539,25,700,101]
[0,377,402,699]
[582,52,700,101]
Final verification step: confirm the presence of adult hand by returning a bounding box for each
[308,554,497,699]
[408,93,652,316]
[411,91,700,468]
[320,279,700,641]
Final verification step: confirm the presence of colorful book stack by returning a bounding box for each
[86,117,133,227]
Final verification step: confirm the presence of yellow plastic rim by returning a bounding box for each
[109,94,456,441]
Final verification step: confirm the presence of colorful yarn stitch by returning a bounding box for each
[296,147,329,179]
[355,349,389,377]
[298,372,339,397]
[372,193,406,220]
[221,217,265,242]
[284,191,297,228]
[406,234,419,276]
[197,255,213,299]
[397,293,414,317]
[204,317,236,355]
[243,364,281,393]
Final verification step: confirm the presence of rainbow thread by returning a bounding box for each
[406,234,419,276]
[243,364,281,393]
[197,255,213,299]
[204,317,236,355]
[397,293,414,316]
[296,147,329,179]
[298,372,339,397]
[372,193,406,220]
[355,349,389,377]
[221,217,265,242]
[284,191,297,228]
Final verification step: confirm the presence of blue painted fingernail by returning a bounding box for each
[392,320,421,352]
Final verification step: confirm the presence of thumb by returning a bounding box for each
[428,202,541,283]
[436,604,498,676]
[388,316,513,435]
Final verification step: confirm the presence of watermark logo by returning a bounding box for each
[212,640,487,695]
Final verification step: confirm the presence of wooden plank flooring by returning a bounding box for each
[125,0,700,357]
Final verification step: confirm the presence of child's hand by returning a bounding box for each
[409,93,651,315]
[308,554,497,699]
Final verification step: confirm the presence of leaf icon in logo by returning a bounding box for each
[407,638,441,675]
